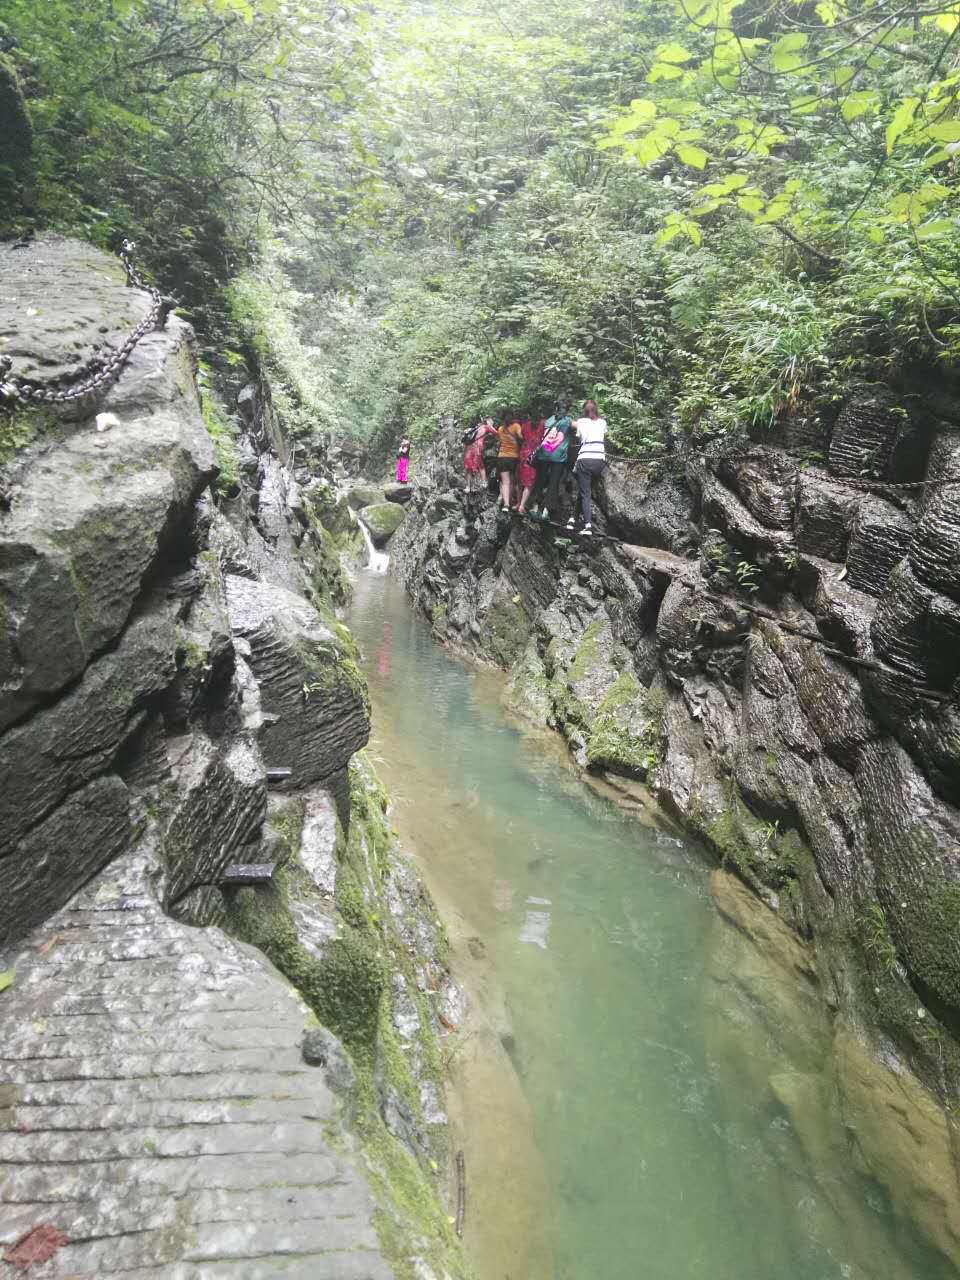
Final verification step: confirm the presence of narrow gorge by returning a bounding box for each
[5,0,960,1275]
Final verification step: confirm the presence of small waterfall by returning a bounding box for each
[358,517,389,573]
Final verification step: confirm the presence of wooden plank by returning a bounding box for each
[221,863,276,886]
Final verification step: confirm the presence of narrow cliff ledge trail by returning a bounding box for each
[0,237,468,1280]
[390,411,960,1108]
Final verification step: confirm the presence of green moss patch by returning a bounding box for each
[0,406,53,465]
[360,502,406,545]
[201,392,241,496]
[895,883,960,1016]
[586,672,662,778]
[482,595,531,669]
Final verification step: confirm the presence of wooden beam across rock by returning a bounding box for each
[220,863,276,886]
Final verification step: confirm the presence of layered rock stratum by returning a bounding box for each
[0,236,465,1279]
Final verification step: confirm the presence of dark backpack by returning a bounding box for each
[462,424,479,444]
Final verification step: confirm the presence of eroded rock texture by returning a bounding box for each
[391,412,960,1102]
[0,845,397,1280]
[0,238,466,1279]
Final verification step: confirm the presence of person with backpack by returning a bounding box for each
[462,416,497,511]
[566,400,607,536]
[527,400,573,523]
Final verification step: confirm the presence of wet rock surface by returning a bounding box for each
[360,502,407,548]
[391,419,960,1105]
[0,238,467,1279]
[0,845,393,1279]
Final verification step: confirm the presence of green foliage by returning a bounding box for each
[199,379,241,496]
[862,903,899,976]
[10,0,960,462]
[3,0,370,348]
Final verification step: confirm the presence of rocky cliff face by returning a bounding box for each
[391,402,960,1095]
[0,237,467,1279]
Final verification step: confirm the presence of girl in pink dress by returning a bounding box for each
[396,438,411,483]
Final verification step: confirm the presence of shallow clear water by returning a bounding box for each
[348,570,952,1280]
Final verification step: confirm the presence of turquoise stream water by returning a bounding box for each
[347,570,951,1280]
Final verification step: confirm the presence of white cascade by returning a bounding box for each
[358,517,389,573]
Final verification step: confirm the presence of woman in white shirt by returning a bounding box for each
[566,400,607,535]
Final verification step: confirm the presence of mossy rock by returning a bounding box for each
[482,594,531,668]
[893,882,960,1019]
[360,502,407,547]
[349,485,385,511]
[507,636,551,725]
[586,672,660,778]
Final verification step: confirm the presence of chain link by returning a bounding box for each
[0,241,172,407]
[608,445,960,494]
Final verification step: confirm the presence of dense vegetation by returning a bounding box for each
[3,0,960,456]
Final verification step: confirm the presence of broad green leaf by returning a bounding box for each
[816,1,840,23]
[791,95,821,115]
[771,32,808,72]
[698,173,748,196]
[931,8,960,33]
[925,121,960,142]
[657,222,686,244]
[676,143,709,168]
[689,198,721,216]
[634,133,674,164]
[917,219,954,238]
[655,42,695,64]
[737,194,765,213]
[842,91,880,121]
[756,199,792,223]
[648,62,686,82]
[0,969,14,994]
[627,98,659,122]
[886,97,919,153]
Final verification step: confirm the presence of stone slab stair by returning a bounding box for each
[0,840,393,1279]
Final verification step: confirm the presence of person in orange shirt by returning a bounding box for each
[494,409,523,511]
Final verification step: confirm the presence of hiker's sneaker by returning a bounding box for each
[582,523,593,536]
[565,517,576,530]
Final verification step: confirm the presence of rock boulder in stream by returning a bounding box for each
[360,500,407,547]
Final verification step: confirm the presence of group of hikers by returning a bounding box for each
[464,400,607,533]
[394,399,607,533]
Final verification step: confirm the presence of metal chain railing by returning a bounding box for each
[0,241,173,407]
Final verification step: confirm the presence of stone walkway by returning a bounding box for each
[0,840,394,1279]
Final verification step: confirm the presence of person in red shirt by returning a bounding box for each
[516,411,544,515]
[463,416,497,513]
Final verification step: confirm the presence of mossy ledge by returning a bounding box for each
[224,752,470,1279]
